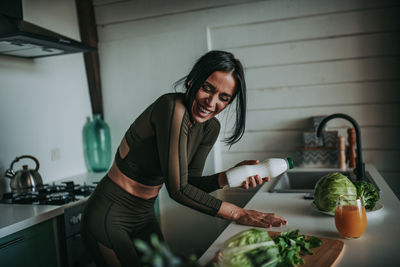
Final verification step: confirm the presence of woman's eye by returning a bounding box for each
[220,96,230,102]
[202,86,212,92]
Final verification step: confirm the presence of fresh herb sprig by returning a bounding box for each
[273,229,322,267]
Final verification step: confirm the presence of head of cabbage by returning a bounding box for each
[219,228,279,267]
[314,172,357,212]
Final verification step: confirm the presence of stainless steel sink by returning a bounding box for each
[268,170,352,193]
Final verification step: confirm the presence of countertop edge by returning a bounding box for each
[0,206,64,239]
[0,171,105,239]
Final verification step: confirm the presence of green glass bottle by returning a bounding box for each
[83,114,112,172]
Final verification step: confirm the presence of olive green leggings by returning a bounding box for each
[81,176,163,266]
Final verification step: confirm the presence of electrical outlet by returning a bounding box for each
[51,148,61,161]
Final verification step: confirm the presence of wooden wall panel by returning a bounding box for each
[94,0,399,27]
[209,1,400,181]
[222,131,303,153]
[221,127,400,153]
[245,81,400,110]
[93,0,260,25]
[219,104,400,132]
[210,7,400,49]
[245,57,399,89]
[228,32,400,68]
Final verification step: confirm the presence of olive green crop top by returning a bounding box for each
[115,93,222,216]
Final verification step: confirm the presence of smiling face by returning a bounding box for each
[191,71,236,124]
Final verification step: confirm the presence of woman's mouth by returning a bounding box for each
[199,106,211,114]
[196,103,213,117]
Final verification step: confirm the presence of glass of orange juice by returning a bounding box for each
[334,194,367,239]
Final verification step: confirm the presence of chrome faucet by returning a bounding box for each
[316,113,366,181]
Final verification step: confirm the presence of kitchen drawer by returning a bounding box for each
[0,219,58,267]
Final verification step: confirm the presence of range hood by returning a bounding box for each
[0,1,94,58]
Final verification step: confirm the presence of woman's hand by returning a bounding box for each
[235,160,270,189]
[217,202,287,228]
[241,174,270,189]
[233,208,287,228]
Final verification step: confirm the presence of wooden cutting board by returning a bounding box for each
[268,231,344,267]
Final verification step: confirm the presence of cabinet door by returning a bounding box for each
[0,219,58,267]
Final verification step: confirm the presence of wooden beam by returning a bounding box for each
[75,0,103,117]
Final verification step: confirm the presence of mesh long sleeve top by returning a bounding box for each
[115,93,223,216]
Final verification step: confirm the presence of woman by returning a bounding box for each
[81,50,287,266]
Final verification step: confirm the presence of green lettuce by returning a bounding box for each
[219,228,279,267]
[313,172,357,212]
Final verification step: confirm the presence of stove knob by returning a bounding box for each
[69,213,82,225]
[69,216,77,225]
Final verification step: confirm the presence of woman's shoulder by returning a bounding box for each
[151,92,186,118]
[157,92,184,101]
[154,93,185,107]
[204,117,220,134]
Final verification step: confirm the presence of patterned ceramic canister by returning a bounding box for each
[322,130,339,147]
[310,115,328,131]
[303,132,323,147]
[297,147,338,168]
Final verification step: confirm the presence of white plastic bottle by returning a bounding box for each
[226,158,294,187]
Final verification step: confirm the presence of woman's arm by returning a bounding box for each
[152,95,222,216]
[217,160,287,227]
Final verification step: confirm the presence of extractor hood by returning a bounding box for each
[0,1,94,58]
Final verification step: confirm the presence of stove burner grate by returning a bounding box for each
[1,181,95,205]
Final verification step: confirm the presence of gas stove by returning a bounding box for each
[1,181,96,205]
[1,180,98,266]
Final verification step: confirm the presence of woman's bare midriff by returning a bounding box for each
[108,162,162,200]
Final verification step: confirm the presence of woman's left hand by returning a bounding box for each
[233,208,287,228]
[234,160,270,189]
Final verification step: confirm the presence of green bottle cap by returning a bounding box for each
[286,157,294,169]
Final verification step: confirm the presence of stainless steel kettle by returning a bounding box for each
[5,155,43,192]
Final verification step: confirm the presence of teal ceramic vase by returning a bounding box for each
[83,114,112,172]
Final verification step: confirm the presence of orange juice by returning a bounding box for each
[335,205,367,238]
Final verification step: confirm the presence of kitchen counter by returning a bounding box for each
[0,172,105,239]
[199,164,400,266]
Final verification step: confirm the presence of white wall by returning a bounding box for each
[0,0,92,195]
[93,0,400,255]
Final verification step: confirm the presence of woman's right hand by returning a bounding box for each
[232,208,287,228]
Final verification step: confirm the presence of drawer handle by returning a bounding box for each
[0,236,24,249]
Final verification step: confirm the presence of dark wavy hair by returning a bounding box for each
[175,50,246,146]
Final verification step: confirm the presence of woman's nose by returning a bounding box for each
[206,94,217,107]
